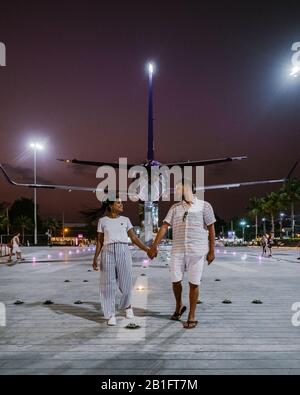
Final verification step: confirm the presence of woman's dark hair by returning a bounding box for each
[98,193,120,217]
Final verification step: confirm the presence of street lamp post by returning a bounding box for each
[30,142,44,245]
[262,217,266,235]
[147,62,154,162]
[144,62,156,245]
[279,212,285,239]
[240,220,247,242]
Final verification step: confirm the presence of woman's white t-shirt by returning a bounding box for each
[97,216,133,245]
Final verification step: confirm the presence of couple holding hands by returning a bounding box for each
[93,179,216,329]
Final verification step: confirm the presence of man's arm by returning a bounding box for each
[207,223,215,265]
[128,229,150,253]
[148,222,170,258]
[93,233,104,271]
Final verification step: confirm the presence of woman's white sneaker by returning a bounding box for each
[107,315,117,326]
[125,308,134,319]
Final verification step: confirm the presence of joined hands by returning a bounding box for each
[147,244,158,260]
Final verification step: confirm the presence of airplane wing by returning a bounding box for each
[0,164,101,192]
[57,158,137,168]
[162,156,247,167]
[196,160,298,190]
[1,162,295,195]
[196,178,286,191]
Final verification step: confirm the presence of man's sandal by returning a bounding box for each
[170,305,187,321]
[183,320,198,329]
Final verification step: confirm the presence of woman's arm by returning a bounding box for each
[93,233,104,271]
[128,229,150,254]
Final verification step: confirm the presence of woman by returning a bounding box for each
[92,196,150,326]
[267,233,274,257]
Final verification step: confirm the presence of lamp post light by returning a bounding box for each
[290,42,300,78]
[240,220,247,242]
[279,212,285,238]
[262,217,266,235]
[29,142,44,245]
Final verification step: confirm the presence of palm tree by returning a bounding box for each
[0,201,6,214]
[43,217,60,237]
[0,201,10,235]
[279,179,300,238]
[247,197,264,239]
[261,192,282,236]
[0,214,7,232]
[80,207,102,224]
[14,215,33,244]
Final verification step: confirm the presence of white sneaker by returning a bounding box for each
[125,308,134,319]
[107,315,117,326]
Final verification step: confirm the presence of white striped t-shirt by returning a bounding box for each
[164,197,216,256]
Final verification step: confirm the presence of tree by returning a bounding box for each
[80,207,102,224]
[0,201,10,235]
[261,192,282,236]
[14,215,33,244]
[43,217,60,237]
[0,214,7,232]
[247,197,264,239]
[0,201,7,214]
[9,197,39,226]
[279,179,300,238]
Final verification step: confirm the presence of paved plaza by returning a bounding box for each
[0,245,300,375]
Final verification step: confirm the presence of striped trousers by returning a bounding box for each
[99,243,133,319]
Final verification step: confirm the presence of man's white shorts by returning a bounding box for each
[170,254,205,285]
[12,246,21,254]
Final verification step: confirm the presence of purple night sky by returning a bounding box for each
[0,1,299,224]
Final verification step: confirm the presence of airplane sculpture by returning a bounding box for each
[0,63,292,242]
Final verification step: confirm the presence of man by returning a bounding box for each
[148,179,216,329]
[9,232,23,262]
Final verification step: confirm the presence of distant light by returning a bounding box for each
[29,142,44,150]
[290,66,299,76]
[148,62,154,75]
[240,220,246,227]
[137,286,145,291]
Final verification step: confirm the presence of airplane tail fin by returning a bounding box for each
[286,160,299,180]
[147,66,154,162]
